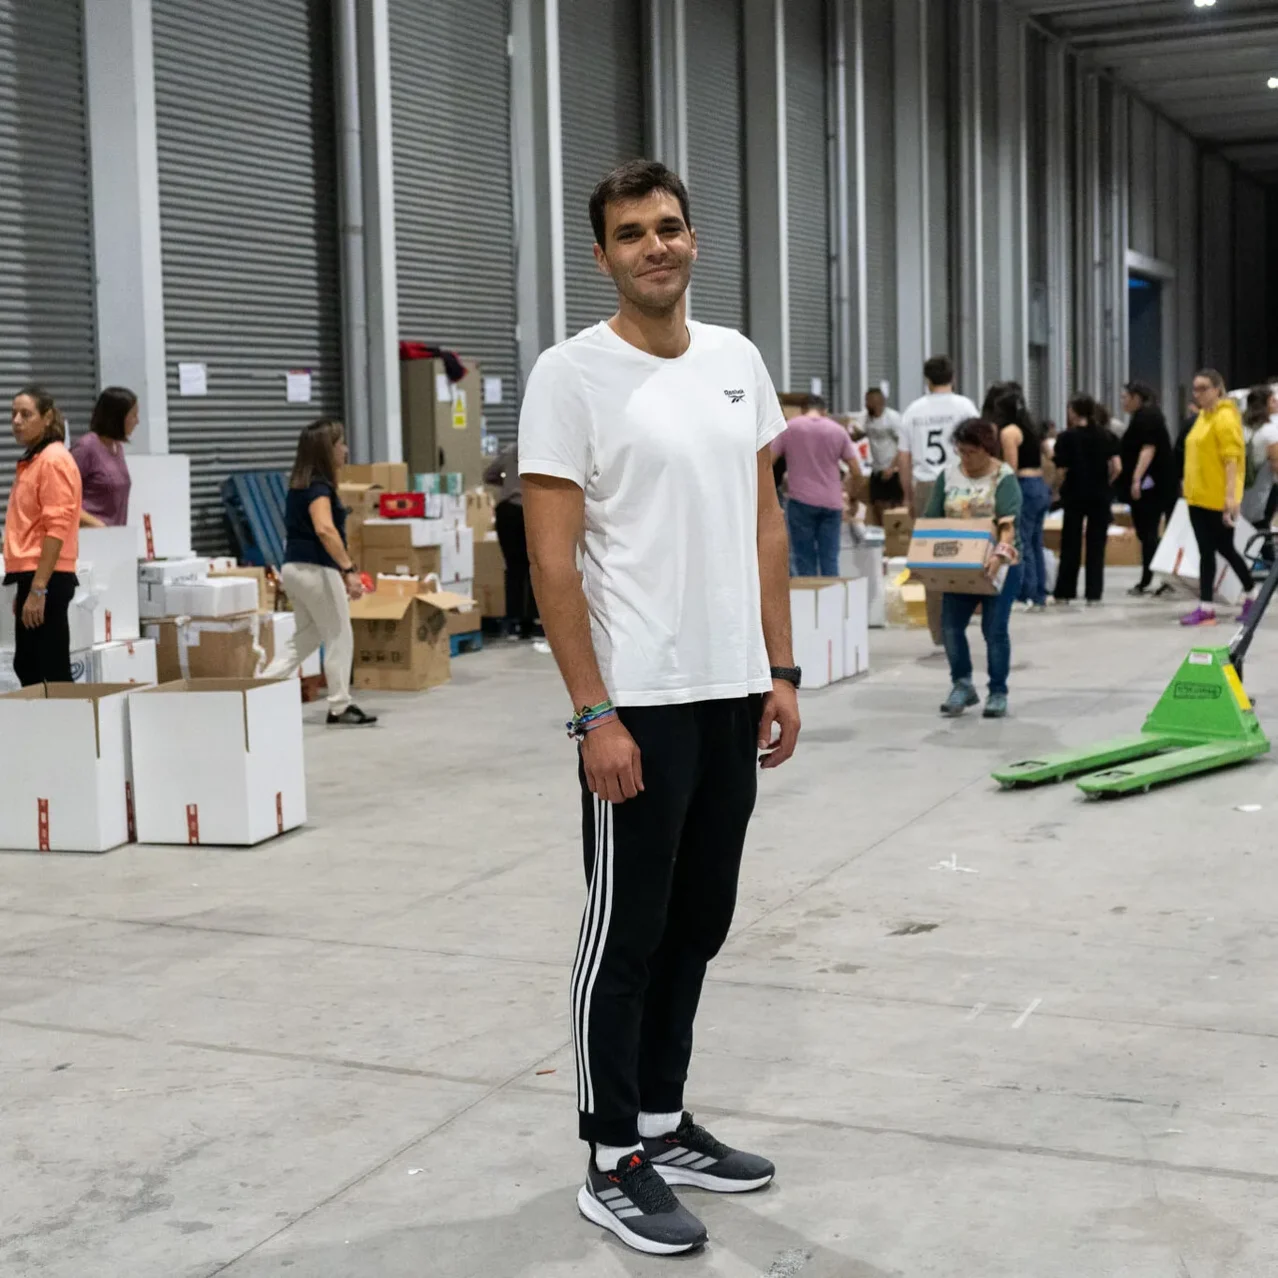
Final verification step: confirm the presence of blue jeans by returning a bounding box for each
[787,498,842,577]
[942,564,1023,697]
[1017,477,1051,605]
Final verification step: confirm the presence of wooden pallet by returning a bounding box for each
[450,631,483,656]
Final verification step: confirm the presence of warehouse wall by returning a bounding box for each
[4,0,1278,549]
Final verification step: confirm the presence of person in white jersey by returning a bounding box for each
[519,160,801,1258]
[897,355,980,644]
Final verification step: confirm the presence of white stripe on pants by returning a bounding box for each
[263,562,353,713]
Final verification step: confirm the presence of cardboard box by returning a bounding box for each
[138,556,209,585]
[905,519,1006,596]
[129,678,307,846]
[438,494,467,529]
[447,596,482,638]
[144,615,261,683]
[208,556,237,572]
[362,518,472,583]
[79,526,141,643]
[400,358,484,488]
[789,578,847,690]
[842,576,870,676]
[349,577,473,692]
[413,472,465,496]
[0,683,135,852]
[259,612,298,674]
[882,507,913,557]
[338,482,383,520]
[339,462,409,493]
[71,639,158,687]
[128,453,193,559]
[68,572,99,653]
[210,566,273,613]
[167,577,260,618]
[473,536,506,617]
[466,489,496,536]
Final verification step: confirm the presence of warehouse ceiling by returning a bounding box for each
[1016,0,1278,184]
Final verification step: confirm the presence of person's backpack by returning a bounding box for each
[1244,426,1260,492]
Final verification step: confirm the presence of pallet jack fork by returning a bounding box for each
[993,531,1278,797]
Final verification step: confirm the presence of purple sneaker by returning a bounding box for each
[1179,607,1218,627]
[1237,598,1257,624]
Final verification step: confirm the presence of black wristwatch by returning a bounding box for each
[770,666,802,689]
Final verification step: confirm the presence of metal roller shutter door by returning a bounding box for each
[862,0,895,392]
[153,0,343,552]
[785,0,830,396]
[391,0,519,440]
[559,0,645,337]
[685,0,746,331]
[0,0,97,489]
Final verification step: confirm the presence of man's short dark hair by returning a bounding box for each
[806,395,827,414]
[923,355,954,387]
[589,160,693,249]
[865,387,884,400]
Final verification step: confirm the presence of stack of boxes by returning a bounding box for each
[789,576,871,690]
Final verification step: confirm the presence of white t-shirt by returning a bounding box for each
[518,320,787,706]
[900,391,980,483]
[1242,417,1278,524]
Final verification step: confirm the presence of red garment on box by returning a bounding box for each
[378,492,425,519]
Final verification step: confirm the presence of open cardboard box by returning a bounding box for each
[0,683,136,852]
[349,576,474,692]
[129,677,306,846]
[905,518,1007,596]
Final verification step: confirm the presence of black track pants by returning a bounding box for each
[572,696,762,1148]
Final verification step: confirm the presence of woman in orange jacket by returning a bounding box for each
[4,387,83,685]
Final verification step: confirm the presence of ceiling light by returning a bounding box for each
[1193,0,1215,8]
[1270,77,1278,90]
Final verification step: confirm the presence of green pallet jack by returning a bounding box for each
[993,532,1277,798]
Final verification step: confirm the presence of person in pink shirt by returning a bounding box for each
[771,395,860,575]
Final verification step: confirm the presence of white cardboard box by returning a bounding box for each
[0,684,135,852]
[0,581,13,649]
[790,579,847,690]
[1152,499,1257,604]
[69,574,98,653]
[301,647,322,678]
[259,612,300,678]
[166,577,259,618]
[129,678,307,846]
[138,556,209,586]
[128,453,193,560]
[72,639,158,686]
[79,525,141,643]
[842,576,870,676]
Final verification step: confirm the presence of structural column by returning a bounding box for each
[743,0,789,387]
[954,0,983,398]
[996,1,1028,387]
[83,0,169,454]
[893,0,929,407]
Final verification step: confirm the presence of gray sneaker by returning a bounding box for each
[940,680,980,717]
[643,1112,775,1193]
[577,1151,708,1255]
[983,693,1009,719]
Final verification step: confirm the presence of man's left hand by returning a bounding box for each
[759,680,801,769]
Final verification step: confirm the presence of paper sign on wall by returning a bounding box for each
[810,377,823,398]
[286,370,312,403]
[451,390,468,431]
[483,376,504,406]
[436,372,451,403]
[178,363,207,397]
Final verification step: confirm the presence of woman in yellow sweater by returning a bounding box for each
[1181,368,1257,627]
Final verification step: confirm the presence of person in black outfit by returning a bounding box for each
[1118,382,1175,595]
[483,442,539,639]
[1053,394,1120,606]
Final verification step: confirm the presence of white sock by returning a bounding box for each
[594,1142,643,1174]
[638,1110,683,1139]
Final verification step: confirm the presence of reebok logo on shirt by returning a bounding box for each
[724,389,746,404]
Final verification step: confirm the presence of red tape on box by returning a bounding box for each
[37,798,49,852]
[275,792,284,835]
[143,513,155,560]
[104,609,112,642]
[186,804,200,845]
[125,781,136,843]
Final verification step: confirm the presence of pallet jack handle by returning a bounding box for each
[1228,529,1278,681]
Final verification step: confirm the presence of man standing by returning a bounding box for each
[519,159,801,1258]
[861,386,903,525]
[897,355,979,643]
[771,393,860,576]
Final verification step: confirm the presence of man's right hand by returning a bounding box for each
[581,717,644,804]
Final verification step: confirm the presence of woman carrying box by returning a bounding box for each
[261,420,377,726]
[925,417,1022,720]
[72,386,138,528]
[4,387,82,686]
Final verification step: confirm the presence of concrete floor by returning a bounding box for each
[5,570,1278,1277]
